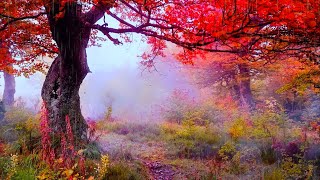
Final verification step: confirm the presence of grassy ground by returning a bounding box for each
[96,119,319,180]
[1,106,320,179]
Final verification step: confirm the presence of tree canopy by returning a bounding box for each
[1,0,318,64]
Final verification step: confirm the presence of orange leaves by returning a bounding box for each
[0,0,54,76]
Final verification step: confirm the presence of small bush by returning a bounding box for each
[218,141,236,161]
[264,155,315,180]
[0,107,40,154]
[260,147,277,165]
[0,156,10,178]
[230,152,248,175]
[160,90,220,125]
[81,141,102,160]
[281,156,314,179]
[12,167,37,180]
[4,107,36,125]
[227,117,250,141]
[264,168,285,180]
[99,121,161,143]
[161,121,219,159]
[104,161,147,180]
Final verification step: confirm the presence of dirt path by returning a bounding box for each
[98,132,179,180]
[144,161,175,180]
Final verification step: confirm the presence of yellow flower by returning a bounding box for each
[63,169,74,178]
[98,155,110,179]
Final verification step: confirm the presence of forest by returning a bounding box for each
[0,0,320,179]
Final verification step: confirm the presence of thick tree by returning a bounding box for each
[0,0,319,147]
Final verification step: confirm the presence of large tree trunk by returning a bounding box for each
[3,64,15,107]
[42,2,91,146]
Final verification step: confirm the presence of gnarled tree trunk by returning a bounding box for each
[42,2,91,145]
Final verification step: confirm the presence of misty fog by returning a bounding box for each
[0,43,198,122]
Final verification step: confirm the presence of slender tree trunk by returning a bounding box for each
[231,64,255,111]
[238,64,255,110]
[42,2,91,145]
[3,64,15,107]
[231,82,241,102]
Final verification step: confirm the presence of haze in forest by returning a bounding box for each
[0,42,197,121]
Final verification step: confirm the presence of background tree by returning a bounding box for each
[0,0,55,124]
[3,65,15,108]
[0,43,15,108]
[192,54,257,111]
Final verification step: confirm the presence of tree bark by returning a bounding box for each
[238,64,255,110]
[42,2,91,145]
[3,64,15,107]
[231,64,255,111]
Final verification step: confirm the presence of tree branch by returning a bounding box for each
[0,12,46,31]
[84,1,115,25]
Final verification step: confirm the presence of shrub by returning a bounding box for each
[81,141,102,160]
[0,156,10,178]
[264,167,285,180]
[227,117,250,141]
[250,112,286,141]
[4,107,36,125]
[264,154,315,180]
[105,161,147,180]
[227,152,247,175]
[160,89,220,125]
[0,107,40,154]
[161,121,219,159]
[218,141,236,161]
[12,167,37,180]
[281,156,314,179]
[260,146,277,165]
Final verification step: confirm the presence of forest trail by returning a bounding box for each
[98,132,180,180]
[144,161,175,180]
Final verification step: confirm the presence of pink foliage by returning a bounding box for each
[79,155,86,175]
[39,106,89,174]
[61,115,76,168]
[40,103,55,166]
[65,115,74,146]
[39,105,88,176]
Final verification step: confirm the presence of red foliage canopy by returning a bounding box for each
[0,0,318,67]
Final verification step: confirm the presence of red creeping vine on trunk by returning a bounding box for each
[40,103,55,166]
[40,103,84,172]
